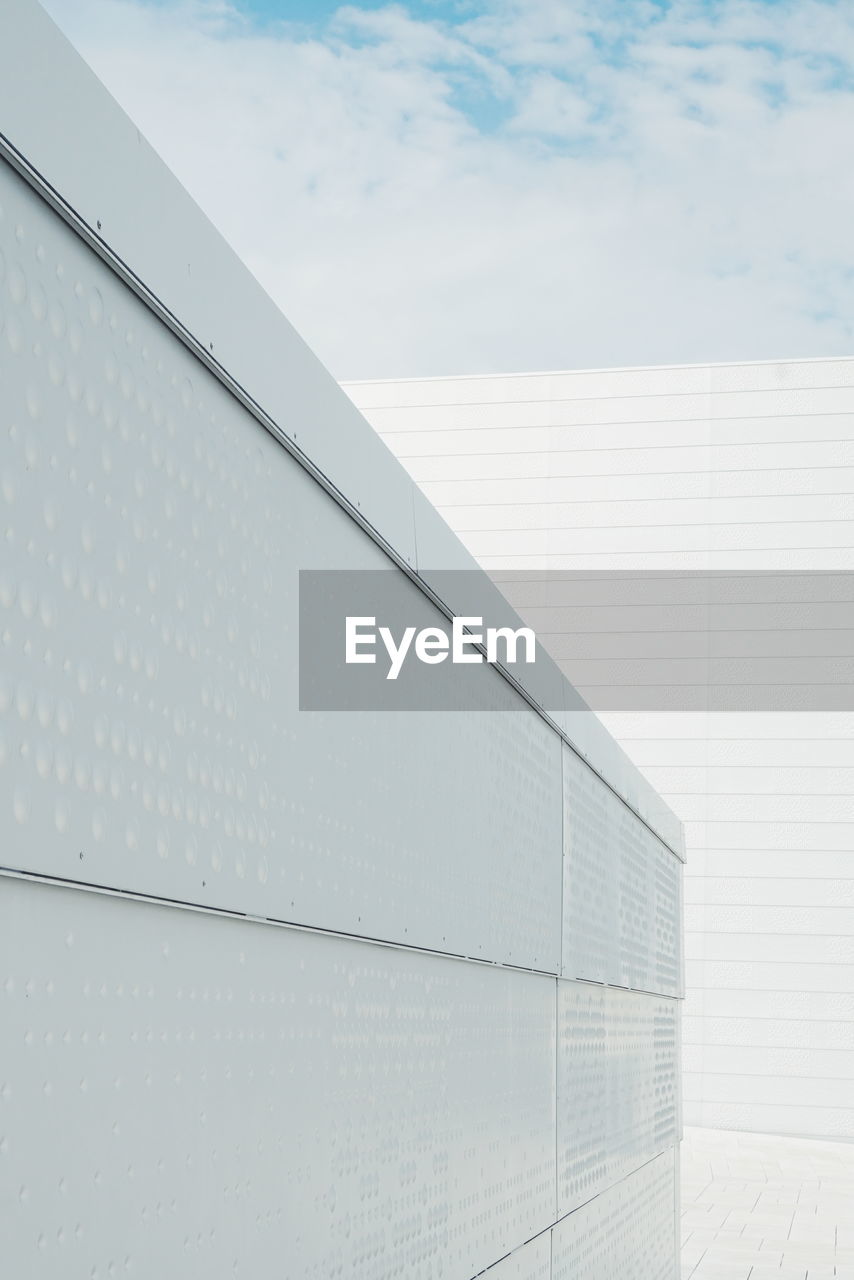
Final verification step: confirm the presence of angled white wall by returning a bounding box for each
[0,2,682,1276]
[345,360,854,1140]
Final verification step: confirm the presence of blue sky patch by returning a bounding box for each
[228,0,475,30]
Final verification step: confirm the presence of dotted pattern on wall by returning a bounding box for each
[0,158,562,973]
[556,982,679,1216]
[551,1149,677,1280]
[563,745,681,995]
[0,875,558,1280]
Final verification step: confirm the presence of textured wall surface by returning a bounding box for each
[0,3,682,1275]
[344,362,854,1139]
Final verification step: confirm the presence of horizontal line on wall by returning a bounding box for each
[476,546,854,559]
[683,820,854,825]
[345,356,853,388]
[0,865,553,979]
[360,384,854,411]
[522,621,854,633]
[686,1103,854,1123]
[683,1068,854,1081]
[683,1027,854,1038]
[685,954,854,961]
[685,910,854,918]
[494,612,854,623]
[393,432,854,456]
[653,764,854,770]
[685,995,854,1005]
[571,685,854,691]
[566,975,680,1002]
[685,872,854,879]
[359,355,854,380]
[639,843,851,849]
[497,570,854,581]
[433,490,854,509]
[453,517,854,532]
[539,627,854,638]
[384,408,854,434]
[0,868,682,1001]
[638,792,854,799]
[415,463,854,484]
[566,683,854,690]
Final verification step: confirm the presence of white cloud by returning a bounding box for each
[37,0,854,377]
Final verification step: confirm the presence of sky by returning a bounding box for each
[39,0,854,380]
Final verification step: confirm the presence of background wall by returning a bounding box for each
[344,358,854,1139]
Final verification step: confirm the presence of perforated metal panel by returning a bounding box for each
[555,981,609,1211]
[556,982,679,1217]
[562,746,681,995]
[0,875,557,1279]
[551,1150,678,1280]
[0,157,562,973]
[561,749,617,984]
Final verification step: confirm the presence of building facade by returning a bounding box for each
[0,2,683,1276]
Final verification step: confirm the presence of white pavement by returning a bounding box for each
[681,1126,854,1280]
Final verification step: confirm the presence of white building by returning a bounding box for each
[1,3,683,1276]
[345,359,854,1141]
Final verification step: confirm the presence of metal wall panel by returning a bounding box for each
[551,1150,678,1280]
[556,982,679,1218]
[562,747,681,995]
[0,158,562,972]
[561,750,617,985]
[0,875,557,1280]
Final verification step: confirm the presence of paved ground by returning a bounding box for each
[681,1126,854,1280]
